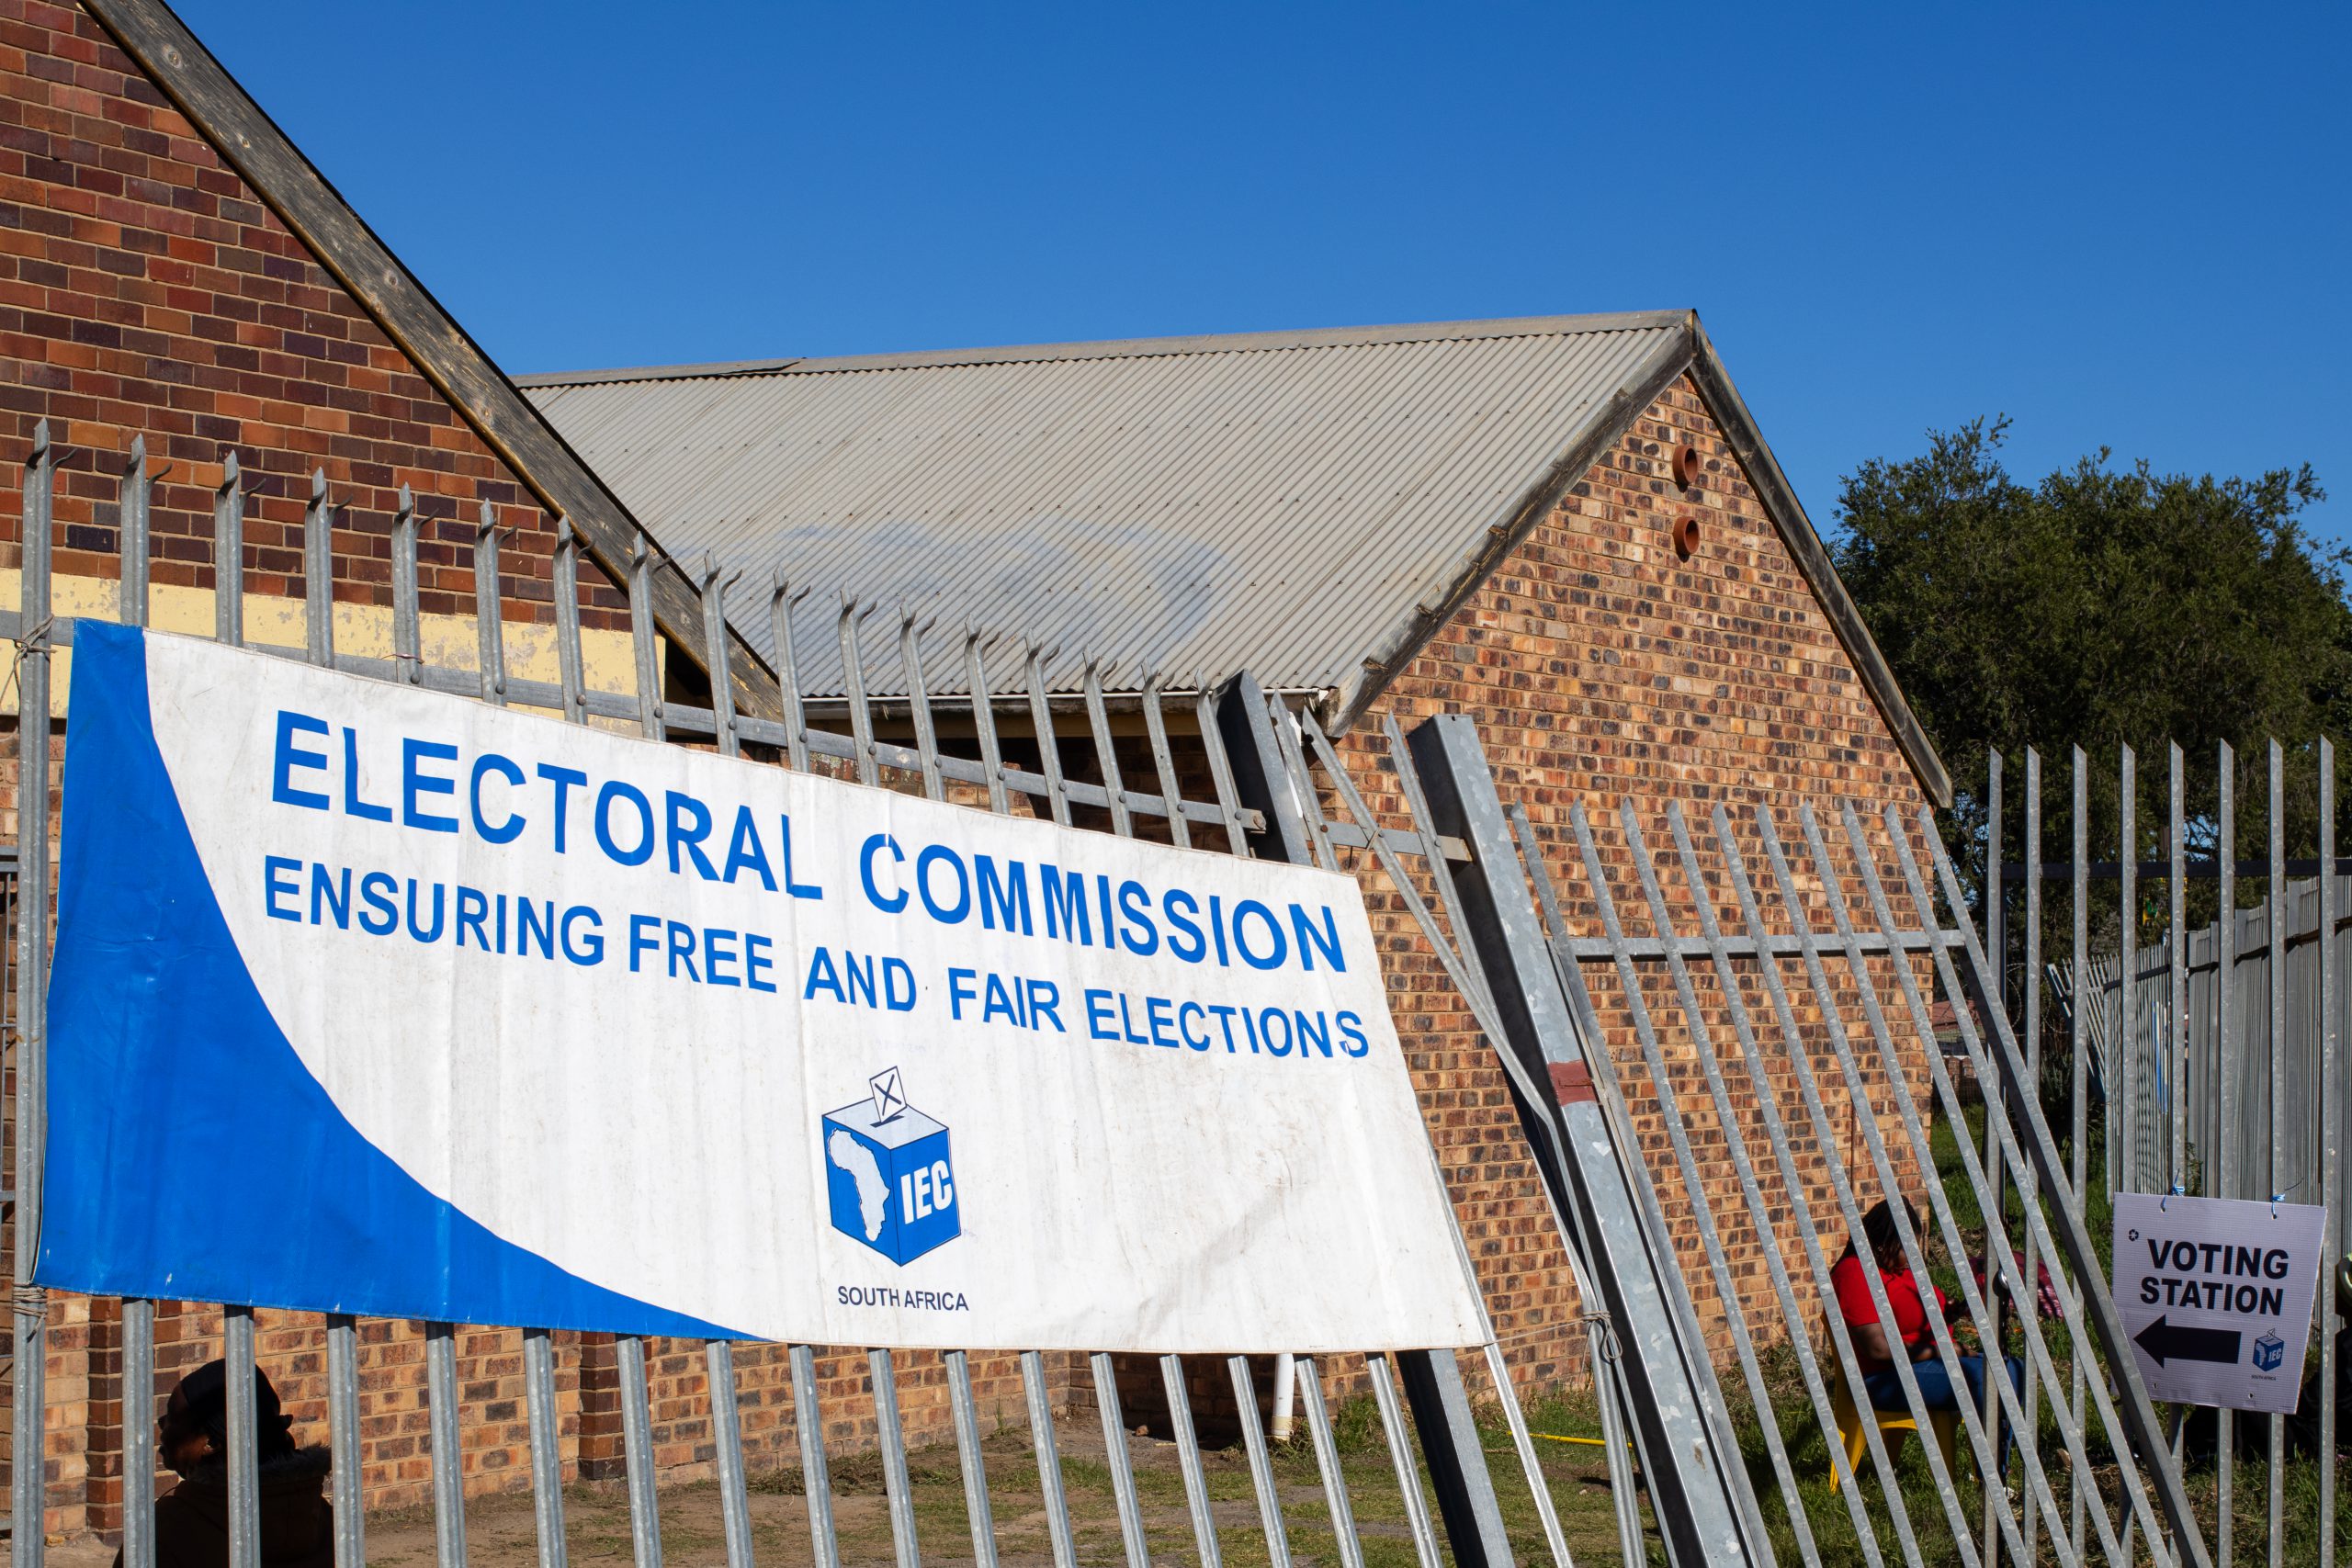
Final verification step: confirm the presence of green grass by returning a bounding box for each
[808,1387,1656,1568]
[1715,1098,2352,1566]
[385,1385,1653,1568]
[382,1100,2341,1568]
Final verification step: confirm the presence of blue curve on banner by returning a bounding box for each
[37,622,746,1338]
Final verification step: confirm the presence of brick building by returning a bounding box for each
[0,0,1951,1543]
[526,317,1955,1395]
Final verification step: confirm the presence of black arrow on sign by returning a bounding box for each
[2134,1315,2244,1367]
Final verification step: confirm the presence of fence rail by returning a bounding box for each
[1539,793,2204,1568]
[2,423,1568,1568]
[10,419,2306,1568]
[1984,741,2346,1568]
[2075,876,2350,1218]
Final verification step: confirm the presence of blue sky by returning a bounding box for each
[177,1,2350,546]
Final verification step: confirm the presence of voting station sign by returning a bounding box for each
[2112,1191,2327,1412]
[34,624,1487,1354]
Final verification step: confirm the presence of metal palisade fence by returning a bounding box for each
[0,423,1594,1568]
[1279,713,2222,1567]
[0,419,2267,1568]
[1987,743,2346,1568]
[1505,799,2201,1568]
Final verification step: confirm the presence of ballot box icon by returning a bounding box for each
[869,1066,908,1124]
[2254,1332,2286,1372]
[823,1070,960,1265]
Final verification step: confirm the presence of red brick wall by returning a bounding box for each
[1338,374,1939,1387]
[0,0,622,630]
[0,0,1951,1540]
[1102,379,1945,1427]
[0,1,1050,1539]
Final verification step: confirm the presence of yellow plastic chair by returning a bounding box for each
[1828,1364,1961,1485]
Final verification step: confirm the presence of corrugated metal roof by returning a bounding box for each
[522,311,1694,702]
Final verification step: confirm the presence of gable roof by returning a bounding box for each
[68,3,1946,807]
[523,311,1951,807]
[78,0,776,718]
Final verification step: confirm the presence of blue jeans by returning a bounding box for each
[1864,1355,2027,1475]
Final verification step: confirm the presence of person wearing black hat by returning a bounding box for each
[114,1359,334,1568]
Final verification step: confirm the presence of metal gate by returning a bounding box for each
[2,423,1586,1568]
[2,419,2271,1568]
[1282,718,2222,1567]
[1986,742,2346,1568]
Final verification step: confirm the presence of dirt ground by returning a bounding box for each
[54,1407,1642,1568]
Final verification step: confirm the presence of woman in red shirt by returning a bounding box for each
[1832,1197,2024,1476]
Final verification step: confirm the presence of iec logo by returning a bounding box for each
[823,1068,960,1265]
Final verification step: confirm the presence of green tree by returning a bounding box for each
[1830,418,2345,926]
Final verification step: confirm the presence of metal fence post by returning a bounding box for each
[1087,1353,1149,1568]
[771,580,813,773]
[2217,743,2237,1566]
[2268,740,2288,1568]
[617,547,665,1568]
[626,536,665,744]
[1981,753,2007,1563]
[943,1352,999,1568]
[1226,1356,1293,1568]
[2072,747,2092,1559]
[615,1335,662,1568]
[523,1329,568,1568]
[836,598,879,786]
[1217,701,1516,1568]
[1894,807,2217,1568]
[1020,1350,1078,1568]
[959,628,1005,815]
[119,444,160,1568]
[2170,743,2188,1196]
[867,1349,919,1568]
[1080,660,1132,839]
[552,530,586,726]
[2119,744,2135,1203]
[1211,672,1309,863]
[1139,675,1191,850]
[303,468,334,668]
[390,488,417,684]
[1575,802,1822,1562]
[427,1322,469,1568]
[705,1342,752,1568]
[120,1293,154,1568]
[2018,744,2043,1566]
[118,439,148,628]
[1389,1352,1512,1568]
[224,1308,259,1568]
[1159,1358,1222,1568]
[1294,1358,1366,1568]
[475,504,510,706]
[788,1344,842,1568]
[12,425,56,1568]
[2321,736,2341,1568]
[213,455,246,648]
[326,1318,363,1568]
[1404,713,1765,1565]
[1365,1354,1443,1568]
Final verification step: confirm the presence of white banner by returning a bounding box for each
[39,623,1485,1353]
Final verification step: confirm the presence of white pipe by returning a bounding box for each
[1271,1352,1296,1442]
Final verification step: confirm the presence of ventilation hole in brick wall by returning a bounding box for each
[1674,516,1702,561]
[1673,445,1702,490]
